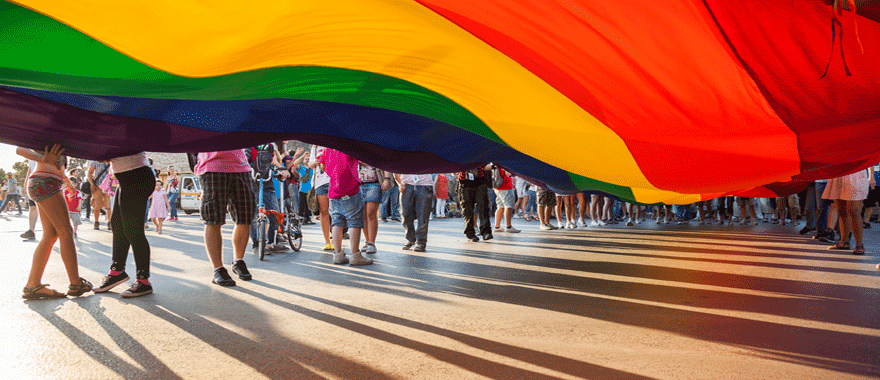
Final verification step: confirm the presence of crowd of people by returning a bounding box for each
[7,142,878,300]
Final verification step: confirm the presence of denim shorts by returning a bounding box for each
[360,182,382,203]
[315,183,330,196]
[329,192,365,228]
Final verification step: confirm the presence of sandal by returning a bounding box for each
[828,242,851,250]
[67,278,93,297]
[852,245,865,255]
[22,284,66,300]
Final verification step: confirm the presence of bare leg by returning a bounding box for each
[349,227,361,255]
[849,201,864,246]
[505,208,514,228]
[495,206,504,229]
[332,225,344,253]
[364,202,379,244]
[318,195,331,245]
[836,200,850,245]
[232,224,249,260]
[204,224,224,268]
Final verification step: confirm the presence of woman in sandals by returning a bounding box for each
[823,166,876,255]
[17,144,92,299]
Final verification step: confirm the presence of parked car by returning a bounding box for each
[179,173,201,215]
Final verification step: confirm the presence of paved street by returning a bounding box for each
[2,213,879,379]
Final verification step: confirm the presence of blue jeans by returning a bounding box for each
[381,185,400,219]
[816,182,830,233]
[251,188,279,245]
[525,189,537,214]
[168,191,179,219]
[400,184,433,244]
[676,204,691,220]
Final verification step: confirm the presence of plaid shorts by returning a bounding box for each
[199,172,256,225]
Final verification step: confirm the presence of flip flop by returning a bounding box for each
[828,242,851,250]
[22,284,66,300]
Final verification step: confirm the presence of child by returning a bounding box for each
[148,180,169,234]
[16,144,92,299]
[64,177,84,238]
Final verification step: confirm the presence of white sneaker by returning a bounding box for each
[598,220,607,226]
[349,253,373,266]
[589,220,599,226]
[333,251,349,265]
[626,219,634,226]
[540,224,553,230]
[635,219,641,224]
[566,222,575,229]
[557,222,565,229]
[494,227,505,232]
[361,243,377,254]
[662,218,669,224]
[578,218,586,227]
[505,226,521,233]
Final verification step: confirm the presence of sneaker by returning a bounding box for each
[557,222,565,229]
[349,253,373,266]
[94,221,100,230]
[482,233,494,240]
[232,260,252,281]
[540,224,553,230]
[589,221,600,227]
[269,244,288,253]
[494,227,505,232]
[212,267,236,287]
[402,241,415,250]
[121,282,153,298]
[578,218,586,227]
[413,243,426,252]
[323,243,335,251]
[626,220,634,226]
[468,235,480,242]
[567,222,576,229]
[505,226,521,233]
[333,251,349,265]
[20,230,35,239]
[94,272,130,293]
[799,226,816,235]
[362,243,377,254]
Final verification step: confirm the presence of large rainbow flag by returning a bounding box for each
[1,1,879,204]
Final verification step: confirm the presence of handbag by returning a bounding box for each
[491,166,504,189]
[299,167,312,184]
[307,188,318,213]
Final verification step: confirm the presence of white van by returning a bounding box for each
[178,173,201,215]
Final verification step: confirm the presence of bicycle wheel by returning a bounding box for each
[257,217,267,261]
[287,216,302,252]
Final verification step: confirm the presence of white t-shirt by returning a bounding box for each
[399,174,433,186]
[110,152,150,174]
[309,145,330,188]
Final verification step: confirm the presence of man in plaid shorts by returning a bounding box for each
[195,150,257,286]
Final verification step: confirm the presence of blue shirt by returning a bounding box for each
[298,166,312,193]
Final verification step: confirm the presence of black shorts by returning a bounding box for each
[865,186,880,207]
[199,172,256,225]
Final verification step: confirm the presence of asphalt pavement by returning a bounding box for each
[2,212,878,379]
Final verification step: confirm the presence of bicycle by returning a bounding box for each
[253,166,303,260]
